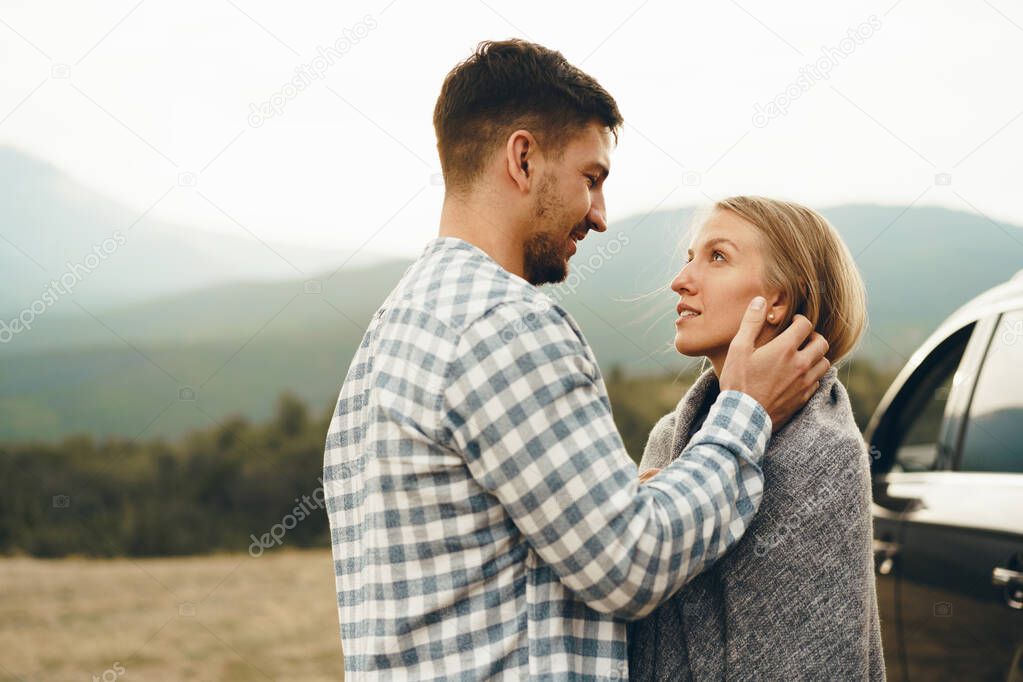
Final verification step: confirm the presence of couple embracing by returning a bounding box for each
[324,39,884,681]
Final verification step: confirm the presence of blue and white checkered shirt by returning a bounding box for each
[324,237,771,680]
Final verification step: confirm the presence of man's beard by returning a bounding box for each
[523,231,568,285]
[522,175,575,286]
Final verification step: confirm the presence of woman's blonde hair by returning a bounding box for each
[710,196,867,364]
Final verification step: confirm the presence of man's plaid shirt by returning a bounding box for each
[324,237,771,680]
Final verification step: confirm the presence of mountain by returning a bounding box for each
[2,148,1022,441]
[0,146,385,316]
[554,203,1023,372]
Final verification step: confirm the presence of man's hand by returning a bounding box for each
[719,296,830,428]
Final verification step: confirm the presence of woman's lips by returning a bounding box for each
[676,310,701,324]
[676,301,702,323]
[676,314,699,324]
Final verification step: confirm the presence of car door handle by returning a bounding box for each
[873,539,900,576]
[992,567,1023,610]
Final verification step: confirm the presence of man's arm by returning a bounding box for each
[441,300,771,620]
[639,297,831,484]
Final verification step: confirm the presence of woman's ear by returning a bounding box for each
[765,291,789,326]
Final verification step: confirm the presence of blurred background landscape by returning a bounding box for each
[3,146,1020,678]
[5,144,1022,444]
[3,0,1023,679]
[4,135,1023,554]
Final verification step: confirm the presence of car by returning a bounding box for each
[865,269,1023,681]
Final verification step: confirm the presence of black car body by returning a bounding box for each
[866,270,1023,681]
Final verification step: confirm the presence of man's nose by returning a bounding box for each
[588,196,607,232]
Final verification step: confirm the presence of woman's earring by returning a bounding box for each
[768,313,775,322]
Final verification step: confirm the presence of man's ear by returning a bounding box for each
[505,129,538,193]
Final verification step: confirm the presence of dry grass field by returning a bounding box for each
[0,549,343,681]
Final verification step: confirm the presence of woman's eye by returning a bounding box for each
[711,250,726,262]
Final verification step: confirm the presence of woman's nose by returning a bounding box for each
[671,261,696,295]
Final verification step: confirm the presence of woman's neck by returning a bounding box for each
[708,353,724,379]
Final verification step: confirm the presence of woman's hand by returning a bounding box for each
[638,468,662,485]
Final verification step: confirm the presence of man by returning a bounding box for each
[324,39,829,679]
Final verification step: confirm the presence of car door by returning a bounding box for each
[895,310,1023,681]
[869,322,977,680]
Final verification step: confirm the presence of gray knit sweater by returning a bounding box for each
[627,368,885,681]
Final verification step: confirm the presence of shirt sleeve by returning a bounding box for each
[441,300,771,620]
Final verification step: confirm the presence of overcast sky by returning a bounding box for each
[2,0,1021,260]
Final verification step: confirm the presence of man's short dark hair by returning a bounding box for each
[433,39,623,194]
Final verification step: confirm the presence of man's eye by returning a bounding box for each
[586,175,598,188]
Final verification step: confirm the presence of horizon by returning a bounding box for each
[5,142,1023,262]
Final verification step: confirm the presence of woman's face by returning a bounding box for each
[671,209,779,372]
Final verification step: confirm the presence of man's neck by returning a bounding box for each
[438,197,525,279]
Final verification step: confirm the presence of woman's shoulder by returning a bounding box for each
[752,374,874,550]
[786,368,860,436]
[768,369,868,474]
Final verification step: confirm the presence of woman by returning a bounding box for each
[628,196,885,680]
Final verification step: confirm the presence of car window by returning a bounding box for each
[888,328,972,473]
[958,310,1023,473]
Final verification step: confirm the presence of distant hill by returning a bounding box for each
[2,148,1022,441]
[0,146,382,315]
[552,203,1023,376]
